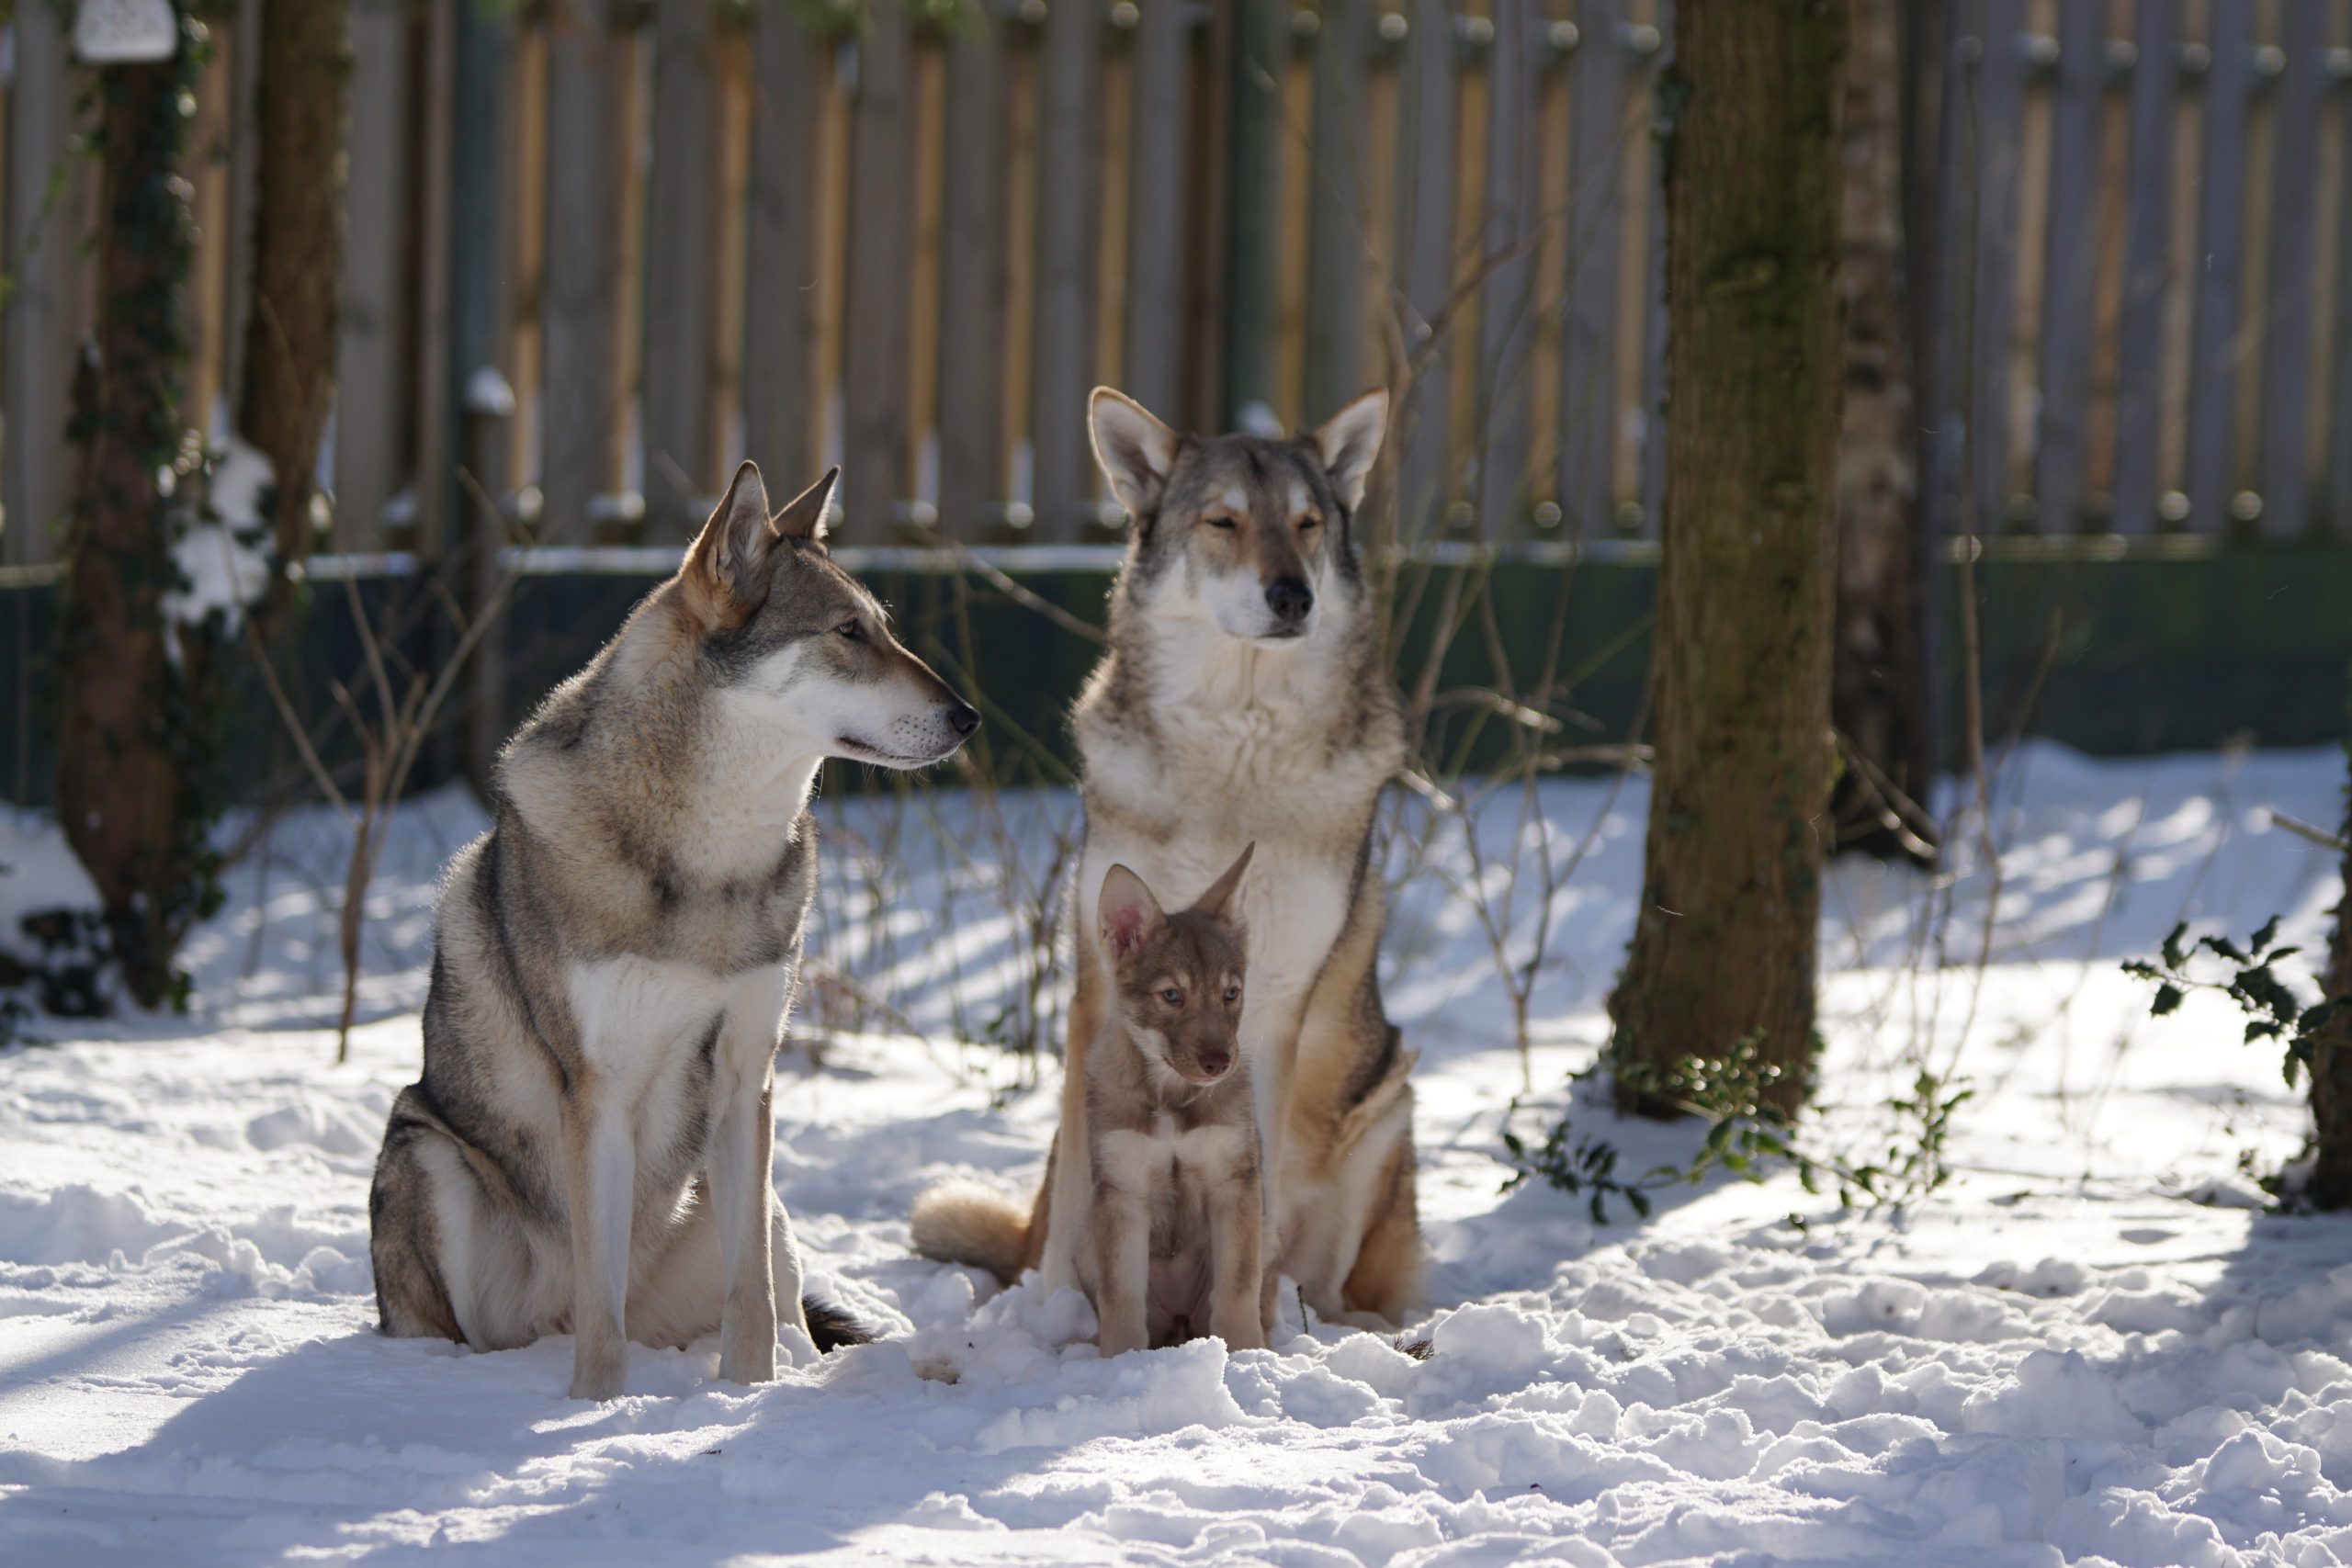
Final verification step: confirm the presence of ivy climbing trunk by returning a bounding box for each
[2307,684,2352,1208]
[1609,0,1847,1116]
[1828,0,1936,864]
[239,0,351,571]
[55,24,210,1010]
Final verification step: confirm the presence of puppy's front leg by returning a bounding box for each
[1208,1154,1266,1352]
[710,1072,780,1384]
[1088,1136,1150,1358]
[563,1089,635,1400]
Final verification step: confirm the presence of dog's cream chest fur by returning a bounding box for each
[565,955,791,1156]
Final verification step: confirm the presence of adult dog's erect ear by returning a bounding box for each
[772,465,839,547]
[1310,388,1388,511]
[1089,388,1183,518]
[686,460,778,622]
[1190,843,1254,923]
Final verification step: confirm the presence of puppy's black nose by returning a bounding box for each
[947,702,980,739]
[1264,577,1313,623]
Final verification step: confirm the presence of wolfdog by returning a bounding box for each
[914,388,1421,1332]
[369,461,978,1399]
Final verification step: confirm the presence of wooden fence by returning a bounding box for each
[3,0,2351,570]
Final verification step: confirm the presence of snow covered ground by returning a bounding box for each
[1,743,2349,1565]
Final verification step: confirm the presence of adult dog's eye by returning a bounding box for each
[836,619,863,641]
[1204,513,1238,531]
[1160,987,1183,1006]
[1297,513,1321,531]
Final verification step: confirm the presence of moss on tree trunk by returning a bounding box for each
[1609,0,1848,1116]
[55,28,209,1010]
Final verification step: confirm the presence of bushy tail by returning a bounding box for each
[910,1178,1032,1285]
[801,1293,877,1352]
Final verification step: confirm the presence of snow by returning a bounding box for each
[160,437,276,665]
[1,742,2349,1564]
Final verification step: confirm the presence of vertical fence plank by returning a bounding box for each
[1968,0,2025,535]
[2334,0,2352,536]
[2031,0,2101,533]
[1125,0,1191,420]
[1915,0,1968,544]
[2184,0,2250,532]
[1636,0,1670,536]
[641,0,719,538]
[2256,0,2324,540]
[541,1,632,536]
[1030,0,1104,536]
[1301,0,1367,424]
[1222,0,1287,429]
[334,0,414,549]
[1559,0,1625,536]
[2109,0,2177,534]
[843,0,916,540]
[937,4,1012,534]
[1393,0,1455,540]
[3,5,89,567]
[1476,0,1540,535]
[220,0,263,430]
[743,11,827,489]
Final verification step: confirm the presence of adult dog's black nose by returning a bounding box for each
[1265,577,1314,624]
[947,702,981,739]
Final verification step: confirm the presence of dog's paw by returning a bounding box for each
[568,1346,627,1402]
[718,1337,779,1385]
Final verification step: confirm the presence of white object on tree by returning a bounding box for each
[74,0,179,65]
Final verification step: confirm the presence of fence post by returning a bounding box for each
[462,369,516,794]
[643,0,720,540]
[2184,0,2251,534]
[1125,0,1193,422]
[1476,0,1541,536]
[2,2,91,568]
[1221,0,1287,432]
[2256,0,2324,542]
[2109,0,2177,535]
[1560,0,1627,537]
[843,0,915,542]
[1394,0,1456,543]
[743,10,828,491]
[2031,0,2100,535]
[541,0,633,541]
[937,2,1012,536]
[1967,0,2024,537]
[1031,0,1105,537]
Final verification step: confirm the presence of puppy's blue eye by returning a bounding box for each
[1160,987,1183,1006]
[1224,987,1240,1004]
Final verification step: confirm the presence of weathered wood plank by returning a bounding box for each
[1124,0,1190,421]
[2183,0,2250,533]
[842,0,915,540]
[539,0,633,538]
[1474,0,1540,536]
[1301,0,1366,424]
[2109,0,2177,535]
[742,9,828,489]
[1967,0,2025,536]
[1393,0,1455,541]
[2255,0,2324,540]
[1,2,90,565]
[1914,0,1968,544]
[1637,1,1670,536]
[1221,0,1287,430]
[937,2,1012,535]
[1560,0,1626,536]
[641,0,720,538]
[2031,0,2101,534]
[1030,0,1104,536]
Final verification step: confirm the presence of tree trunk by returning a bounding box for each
[1608,0,1848,1116]
[56,30,206,1010]
[238,0,351,570]
[1828,0,1936,864]
[2307,682,2352,1207]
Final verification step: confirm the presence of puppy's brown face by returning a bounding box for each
[1097,847,1255,1087]
[1088,389,1388,645]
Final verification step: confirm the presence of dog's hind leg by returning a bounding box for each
[370,1097,464,1342]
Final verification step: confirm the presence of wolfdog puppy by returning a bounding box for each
[369,461,977,1399]
[1074,848,1261,1355]
[913,389,1421,1334]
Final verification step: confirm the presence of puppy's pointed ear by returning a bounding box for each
[1089,388,1183,518]
[1098,864,1167,963]
[686,460,776,621]
[772,465,839,547]
[1310,388,1388,511]
[1190,842,1254,922]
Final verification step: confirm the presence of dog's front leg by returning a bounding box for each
[1207,1158,1266,1352]
[1087,1136,1150,1357]
[563,1089,636,1400]
[710,1072,779,1384]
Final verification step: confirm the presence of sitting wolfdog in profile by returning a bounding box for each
[368,462,978,1400]
[1078,849,1261,1356]
[915,386,1421,1335]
